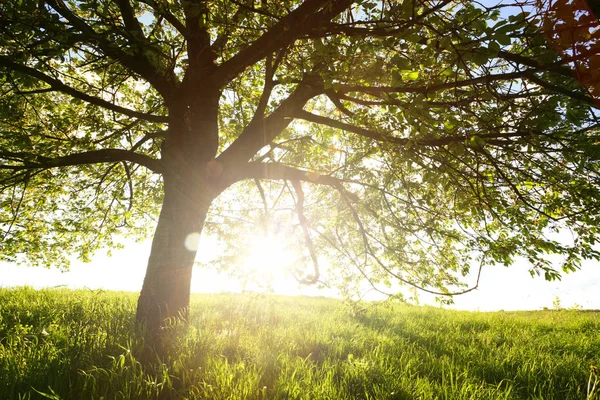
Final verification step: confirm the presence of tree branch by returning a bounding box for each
[1,149,163,173]
[293,109,532,147]
[232,160,486,297]
[228,0,280,20]
[183,0,216,76]
[338,186,483,297]
[291,180,319,285]
[250,53,277,123]
[210,5,246,54]
[254,178,268,218]
[210,0,353,86]
[527,74,599,108]
[338,69,598,108]
[217,78,322,166]
[325,89,354,117]
[0,56,169,123]
[337,70,531,95]
[305,0,453,39]
[221,161,344,191]
[139,0,186,35]
[1,176,29,242]
[45,0,177,98]
[497,50,573,77]
[115,0,146,40]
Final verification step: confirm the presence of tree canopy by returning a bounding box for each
[1,0,600,308]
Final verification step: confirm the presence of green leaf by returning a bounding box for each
[495,33,511,46]
[488,40,501,54]
[399,70,419,80]
[467,136,486,148]
[472,51,489,66]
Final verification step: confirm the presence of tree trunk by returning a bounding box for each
[135,86,221,353]
[136,170,213,338]
[137,175,210,316]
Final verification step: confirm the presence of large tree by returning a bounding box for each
[2,0,600,334]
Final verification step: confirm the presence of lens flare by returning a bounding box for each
[184,232,201,251]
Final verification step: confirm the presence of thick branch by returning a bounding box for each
[139,0,186,35]
[338,91,546,107]
[527,74,599,108]
[46,0,177,98]
[0,56,169,123]
[231,162,482,296]
[338,70,598,107]
[250,52,284,123]
[497,50,573,77]
[293,110,532,147]
[1,149,162,173]
[338,70,530,96]
[221,162,344,190]
[217,79,322,165]
[211,0,353,86]
[115,0,146,40]
[325,89,354,117]
[306,0,453,38]
[183,0,216,77]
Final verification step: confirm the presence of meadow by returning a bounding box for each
[0,287,599,400]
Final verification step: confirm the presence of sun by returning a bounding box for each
[240,234,298,292]
[190,230,338,296]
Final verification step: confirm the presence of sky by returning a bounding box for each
[1,235,599,311]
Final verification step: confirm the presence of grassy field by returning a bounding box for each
[0,287,599,399]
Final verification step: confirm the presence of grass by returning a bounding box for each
[0,287,599,399]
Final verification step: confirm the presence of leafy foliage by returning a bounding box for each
[1,0,600,299]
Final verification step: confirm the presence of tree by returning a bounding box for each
[1,0,600,337]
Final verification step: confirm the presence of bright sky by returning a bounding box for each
[1,235,599,311]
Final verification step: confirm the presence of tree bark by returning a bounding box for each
[136,91,221,348]
[135,171,213,336]
[137,177,210,324]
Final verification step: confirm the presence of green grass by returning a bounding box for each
[0,287,599,399]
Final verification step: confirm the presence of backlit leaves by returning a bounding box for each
[2,0,600,300]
